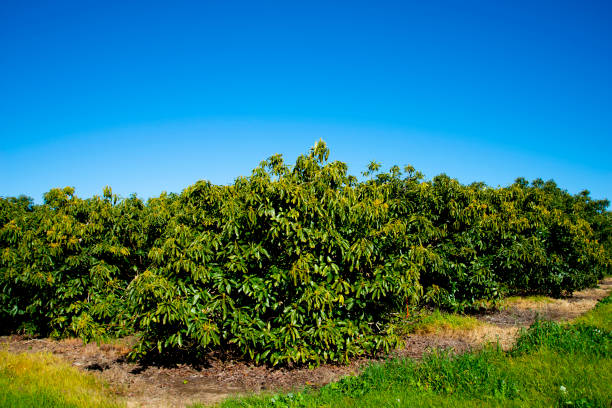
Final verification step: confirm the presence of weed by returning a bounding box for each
[0,350,123,408]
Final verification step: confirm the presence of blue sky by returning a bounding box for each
[1,0,611,203]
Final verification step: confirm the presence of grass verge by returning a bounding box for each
[0,350,124,408]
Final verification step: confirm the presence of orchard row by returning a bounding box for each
[1,141,610,365]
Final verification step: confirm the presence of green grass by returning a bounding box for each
[573,295,612,331]
[388,308,486,338]
[0,350,124,408]
[504,295,555,305]
[404,309,483,334]
[209,294,612,408]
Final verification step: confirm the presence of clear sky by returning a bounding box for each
[1,0,611,203]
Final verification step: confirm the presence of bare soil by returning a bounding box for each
[2,277,610,408]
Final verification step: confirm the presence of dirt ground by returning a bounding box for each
[2,277,610,408]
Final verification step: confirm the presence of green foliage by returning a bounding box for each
[1,141,610,365]
[128,141,429,364]
[0,187,153,339]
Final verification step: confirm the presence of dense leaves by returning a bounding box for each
[1,141,610,365]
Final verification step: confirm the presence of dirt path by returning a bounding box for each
[2,277,610,408]
[397,277,612,354]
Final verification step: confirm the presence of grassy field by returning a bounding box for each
[207,294,612,408]
[0,350,123,408]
